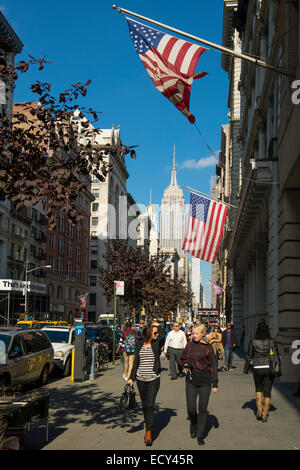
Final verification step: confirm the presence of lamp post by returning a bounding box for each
[24,261,52,317]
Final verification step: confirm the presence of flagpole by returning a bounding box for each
[182,185,239,209]
[112,5,294,78]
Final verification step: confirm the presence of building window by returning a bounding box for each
[89,293,96,305]
[49,233,55,249]
[68,242,73,258]
[67,263,72,278]
[92,203,99,212]
[77,228,81,243]
[92,217,98,226]
[59,217,65,233]
[58,259,63,275]
[90,276,97,286]
[49,255,54,271]
[68,223,74,238]
[76,247,81,262]
[92,189,99,197]
[90,259,97,269]
[91,244,98,255]
[58,237,64,254]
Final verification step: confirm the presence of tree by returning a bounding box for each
[0,41,136,228]
[98,239,193,322]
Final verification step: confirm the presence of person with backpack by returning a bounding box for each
[121,321,138,381]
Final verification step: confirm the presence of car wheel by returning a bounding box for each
[63,357,71,377]
[39,365,49,386]
[0,375,9,388]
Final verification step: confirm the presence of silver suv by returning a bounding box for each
[0,327,54,388]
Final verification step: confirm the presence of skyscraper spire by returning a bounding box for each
[170,145,178,187]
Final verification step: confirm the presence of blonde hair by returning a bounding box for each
[193,323,207,336]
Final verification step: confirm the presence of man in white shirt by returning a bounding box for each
[164,322,187,380]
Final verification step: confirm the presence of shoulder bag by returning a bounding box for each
[119,383,137,411]
[269,339,282,377]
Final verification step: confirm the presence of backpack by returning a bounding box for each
[124,333,136,353]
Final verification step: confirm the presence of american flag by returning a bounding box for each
[182,193,228,263]
[79,294,87,309]
[211,282,224,296]
[126,16,207,123]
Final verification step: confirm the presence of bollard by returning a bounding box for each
[89,344,95,380]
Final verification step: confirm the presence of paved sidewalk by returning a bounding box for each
[25,352,300,451]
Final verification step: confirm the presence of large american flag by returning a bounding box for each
[126,16,207,123]
[182,193,228,263]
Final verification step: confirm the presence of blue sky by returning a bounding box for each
[1,0,230,307]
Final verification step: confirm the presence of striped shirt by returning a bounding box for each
[136,345,160,382]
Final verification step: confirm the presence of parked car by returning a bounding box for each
[0,327,54,388]
[42,326,75,377]
[85,325,114,358]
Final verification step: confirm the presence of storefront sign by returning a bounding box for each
[0,279,47,294]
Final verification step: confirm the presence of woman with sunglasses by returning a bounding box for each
[128,324,161,446]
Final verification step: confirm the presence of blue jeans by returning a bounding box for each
[224,347,234,368]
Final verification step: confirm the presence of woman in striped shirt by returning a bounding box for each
[128,324,161,446]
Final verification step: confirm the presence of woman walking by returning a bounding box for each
[244,322,281,422]
[180,323,218,446]
[206,325,223,370]
[128,324,161,446]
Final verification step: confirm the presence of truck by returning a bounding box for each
[97,314,114,327]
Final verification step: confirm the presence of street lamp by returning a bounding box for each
[24,263,52,316]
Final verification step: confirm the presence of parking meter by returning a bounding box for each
[74,324,87,382]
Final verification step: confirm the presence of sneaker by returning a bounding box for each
[223,366,228,371]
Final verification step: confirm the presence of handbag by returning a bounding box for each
[119,384,137,411]
[269,340,282,377]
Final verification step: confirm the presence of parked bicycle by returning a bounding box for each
[94,342,109,372]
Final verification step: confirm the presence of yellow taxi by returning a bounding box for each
[34,320,70,329]
[16,320,39,329]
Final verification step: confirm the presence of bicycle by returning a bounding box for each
[94,342,109,372]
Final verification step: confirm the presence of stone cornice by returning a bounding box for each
[0,12,23,53]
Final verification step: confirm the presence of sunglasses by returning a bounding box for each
[153,332,159,336]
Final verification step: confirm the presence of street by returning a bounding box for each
[23,352,300,451]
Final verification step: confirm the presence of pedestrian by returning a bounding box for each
[244,322,281,422]
[128,324,161,447]
[185,327,192,342]
[121,320,138,381]
[150,316,165,349]
[180,323,218,446]
[116,333,126,380]
[206,326,223,369]
[164,321,187,380]
[222,322,237,371]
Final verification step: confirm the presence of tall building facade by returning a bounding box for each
[220,0,300,383]
[160,149,186,254]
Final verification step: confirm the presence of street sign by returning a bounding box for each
[114,280,124,296]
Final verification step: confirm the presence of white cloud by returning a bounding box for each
[178,152,219,170]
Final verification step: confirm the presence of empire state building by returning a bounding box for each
[160,149,186,253]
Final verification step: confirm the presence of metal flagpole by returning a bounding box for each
[112,5,294,78]
[182,185,239,209]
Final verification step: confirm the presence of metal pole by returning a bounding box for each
[112,5,294,78]
[7,292,10,326]
[24,259,28,317]
[182,185,239,209]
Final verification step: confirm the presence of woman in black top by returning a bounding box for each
[128,324,161,446]
[244,322,281,422]
[180,323,218,446]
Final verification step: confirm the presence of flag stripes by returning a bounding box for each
[182,193,228,264]
[126,16,207,123]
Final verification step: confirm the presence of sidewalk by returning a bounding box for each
[25,352,300,451]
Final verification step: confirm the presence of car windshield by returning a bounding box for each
[0,335,11,363]
[43,330,70,343]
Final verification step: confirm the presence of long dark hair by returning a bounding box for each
[255,322,271,340]
[142,324,155,343]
